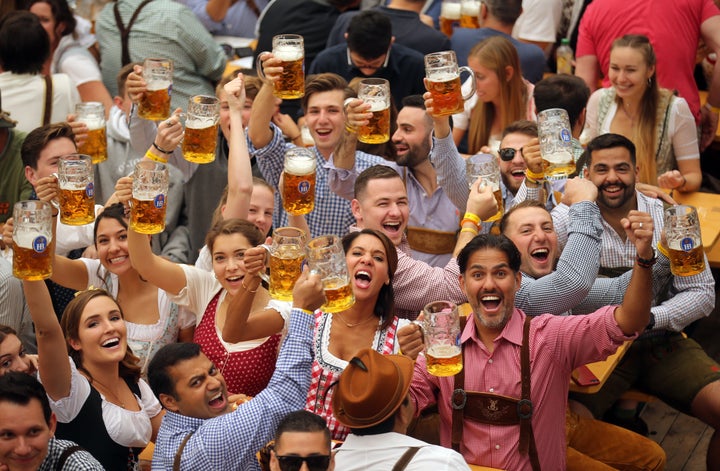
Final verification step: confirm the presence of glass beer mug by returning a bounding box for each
[75,102,107,164]
[357,78,391,144]
[664,205,705,276]
[305,235,355,313]
[537,108,575,178]
[182,95,220,164]
[424,51,476,117]
[130,161,169,234]
[282,147,316,215]
[139,58,173,121]
[12,200,54,281]
[439,0,461,37]
[466,153,503,222]
[418,301,463,376]
[460,0,480,28]
[58,154,96,226]
[257,34,305,99]
[260,227,306,301]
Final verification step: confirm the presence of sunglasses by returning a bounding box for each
[498,147,524,162]
[276,455,331,471]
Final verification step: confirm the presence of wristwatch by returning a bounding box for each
[636,249,658,268]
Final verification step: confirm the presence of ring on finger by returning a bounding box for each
[639,222,643,229]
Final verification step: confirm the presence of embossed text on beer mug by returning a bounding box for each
[257,34,305,99]
[466,153,503,222]
[439,0,461,37]
[130,161,169,235]
[357,78,391,144]
[58,154,96,226]
[424,51,476,117]
[420,301,462,376]
[460,0,480,28]
[282,147,316,215]
[537,108,575,178]
[259,227,306,301]
[139,58,173,121]
[664,205,705,276]
[12,200,54,281]
[182,95,220,164]
[305,235,355,313]
[75,102,107,164]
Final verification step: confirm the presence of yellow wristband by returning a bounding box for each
[344,122,357,134]
[296,308,315,316]
[705,103,720,114]
[460,226,479,236]
[525,168,545,181]
[462,212,481,225]
[656,243,669,258]
[145,149,167,163]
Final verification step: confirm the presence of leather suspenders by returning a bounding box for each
[113,0,155,66]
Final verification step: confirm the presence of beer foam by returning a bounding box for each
[460,0,480,14]
[60,181,89,191]
[147,80,172,92]
[81,118,105,130]
[284,156,315,174]
[427,344,461,358]
[274,46,303,62]
[133,191,162,201]
[186,118,217,129]
[14,231,52,250]
[366,100,389,112]
[542,150,572,163]
[441,3,461,18]
[428,71,458,83]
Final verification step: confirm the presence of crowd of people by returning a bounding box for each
[1,0,720,469]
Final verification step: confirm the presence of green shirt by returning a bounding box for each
[0,129,31,224]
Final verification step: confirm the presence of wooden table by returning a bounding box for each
[673,191,720,267]
[569,341,631,394]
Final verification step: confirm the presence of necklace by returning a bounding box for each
[91,377,127,408]
[621,102,638,123]
[335,312,377,328]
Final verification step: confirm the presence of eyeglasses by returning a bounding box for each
[276,454,332,471]
[498,147,524,162]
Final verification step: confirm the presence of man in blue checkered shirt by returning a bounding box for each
[147,270,324,471]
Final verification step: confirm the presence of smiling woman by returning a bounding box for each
[21,279,164,470]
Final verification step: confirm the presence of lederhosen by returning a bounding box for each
[450,316,541,470]
[113,0,155,67]
[401,168,458,256]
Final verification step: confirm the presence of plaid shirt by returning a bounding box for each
[38,438,104,470]
[250,123,386,238]
[152,309,314,471]
[552,191,715,332]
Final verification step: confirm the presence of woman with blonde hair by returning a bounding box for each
[452,35,535,155]
[584,34,701,192]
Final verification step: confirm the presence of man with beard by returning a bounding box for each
[337,95,466,266]
[551,133,720,469]
[405,229,655,470]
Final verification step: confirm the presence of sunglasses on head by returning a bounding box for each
[276,455,331,471]
[498,147,524,162]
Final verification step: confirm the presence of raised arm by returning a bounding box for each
[613,211,654,335]
[22,280,71,400]
[248,54,282,149]
[115,177,188,295]
[222,75,253,220]
[700,15,720,151]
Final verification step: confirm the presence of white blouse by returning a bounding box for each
[41,358,162,448]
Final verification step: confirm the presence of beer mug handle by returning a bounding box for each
[256,52,270,81]
[458,66,476,102]
[258,243,271,284]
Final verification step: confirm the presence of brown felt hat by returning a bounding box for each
[333,348,415,428]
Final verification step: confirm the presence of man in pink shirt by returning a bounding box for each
[574,0,720,150]
[404,226,654,469]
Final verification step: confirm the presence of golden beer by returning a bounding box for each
[459,14,479,28]
[484,187,504,223]
[268,245,304,301]
[427,74,464,116]
[542,151,576,178]
[183,122,218,163]
[130,196,166,234]
[426,345,463,376]
[13,236,53,281]
[59,187,95,226]
[358,105,390,144]
[321,277,355,313]
[78,126,107,164]
[668,245,705,276]
[138,85,171,121]
[439,17,459,37]
[440,1,461,37]
[274,49,305,99]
